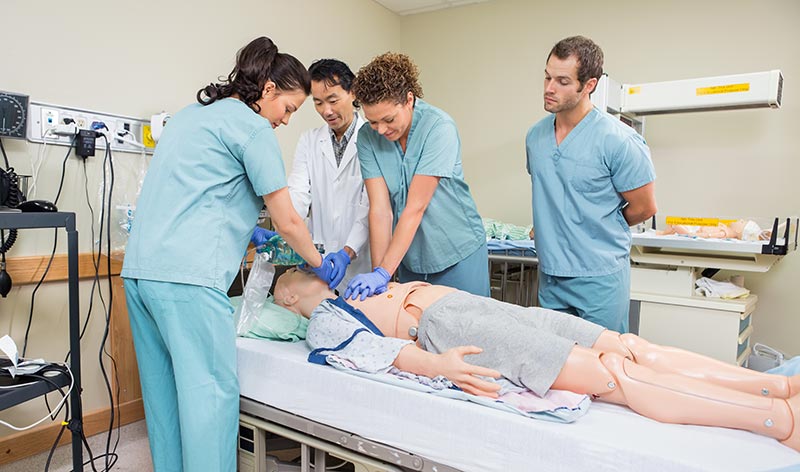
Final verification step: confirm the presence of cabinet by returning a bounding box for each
[634,291,756,365]
[0,212,83,471]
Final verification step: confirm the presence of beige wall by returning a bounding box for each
[400,0,800,355]
[2,0,798,437]
[0,0,400,433]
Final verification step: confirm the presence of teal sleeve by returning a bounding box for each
[414,120,458,178]
[609,134,656,193]
[357,127,382,180]
[242,127,288,196]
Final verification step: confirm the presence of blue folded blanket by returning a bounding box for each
[487,238,537,257]
[767,356,800,376]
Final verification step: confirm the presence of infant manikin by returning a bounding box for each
[658,220,771,241]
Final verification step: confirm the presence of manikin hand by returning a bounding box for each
[436,346,502,398]
[344,267,391,301]
[250,227,278,248]
[326,249,352,289]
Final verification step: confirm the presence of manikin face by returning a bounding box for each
[311,80,356,136]
[256,81,307,129]
[362,92,414,142]
[273,267,328,314]
[543,55,593,114]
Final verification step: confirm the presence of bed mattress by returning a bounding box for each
[237,337,800,472]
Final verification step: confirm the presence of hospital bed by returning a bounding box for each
[236,337,800,472]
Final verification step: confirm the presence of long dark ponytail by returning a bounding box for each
[197,36,310,113]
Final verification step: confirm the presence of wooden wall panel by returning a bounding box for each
[1,253,143,464]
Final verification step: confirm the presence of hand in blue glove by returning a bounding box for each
[344,267,391,301]
[326,249,352,289]
[251,227,278,248]
[300,253,337,286]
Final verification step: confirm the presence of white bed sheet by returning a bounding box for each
[237,337,800,472]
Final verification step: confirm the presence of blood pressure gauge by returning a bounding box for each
[0,91,29,140]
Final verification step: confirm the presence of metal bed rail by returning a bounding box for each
[239,397,461,472]
[488,252,539,307]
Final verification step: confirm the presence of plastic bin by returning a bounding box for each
[747,343,784,372]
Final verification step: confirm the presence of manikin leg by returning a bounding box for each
[592,330,800,398]
[551,347,800,452]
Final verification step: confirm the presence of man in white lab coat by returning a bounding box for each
[288,59,370,291]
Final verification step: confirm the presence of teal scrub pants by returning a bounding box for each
[123,279,238,472]
[537,266,630,333]
[397,242,490,296]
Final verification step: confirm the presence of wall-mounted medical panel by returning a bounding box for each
[622,70,782,115]
[26,101,155,154]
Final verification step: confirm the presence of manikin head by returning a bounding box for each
[273,267,334,318]
[308,59,358,138]
[543,36,603,114]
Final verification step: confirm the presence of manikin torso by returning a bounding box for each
[347,282,456,339]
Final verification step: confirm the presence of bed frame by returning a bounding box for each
[238,398,459,472]
[488,252,538,307]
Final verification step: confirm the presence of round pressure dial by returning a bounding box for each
[0,92,29,139]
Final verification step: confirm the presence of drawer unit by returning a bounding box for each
[634,292,757,365]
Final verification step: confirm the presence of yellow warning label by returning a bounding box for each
[696,83,750,96]
[628,86,641,95]
[142,125,156,149]
[665,216,737,227]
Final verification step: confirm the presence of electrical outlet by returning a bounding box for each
[115,120,129,143]
[27,101,154,154]
[40,107,59,137]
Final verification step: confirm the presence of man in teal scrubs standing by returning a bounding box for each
[526,36,657,333]
[121,37,338,471]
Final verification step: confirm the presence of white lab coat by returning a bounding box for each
[288,115,371,290]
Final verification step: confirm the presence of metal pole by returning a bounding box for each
[66,214,84,471]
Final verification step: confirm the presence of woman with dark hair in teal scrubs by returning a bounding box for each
[121,37,338,471]
[345,52,489,301]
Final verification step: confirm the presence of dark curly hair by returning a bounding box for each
[197,37,311,112]
[548,36,603,92]
[351,52,423,106]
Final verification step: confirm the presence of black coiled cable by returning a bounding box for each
[1,167,22,253]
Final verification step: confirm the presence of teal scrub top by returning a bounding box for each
[121,98,287,292]
[526,107,656,277]
[357,99,485,274]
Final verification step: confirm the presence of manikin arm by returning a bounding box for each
[394,344,501,398]
[656,224,693,236]
[306,301,500,398]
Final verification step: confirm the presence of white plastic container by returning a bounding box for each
[747,343,784,372]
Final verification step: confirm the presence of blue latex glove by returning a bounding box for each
[251,227,278,248]
[344,267,391,301]
[300,253,337,286]
[326,249,352,289]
